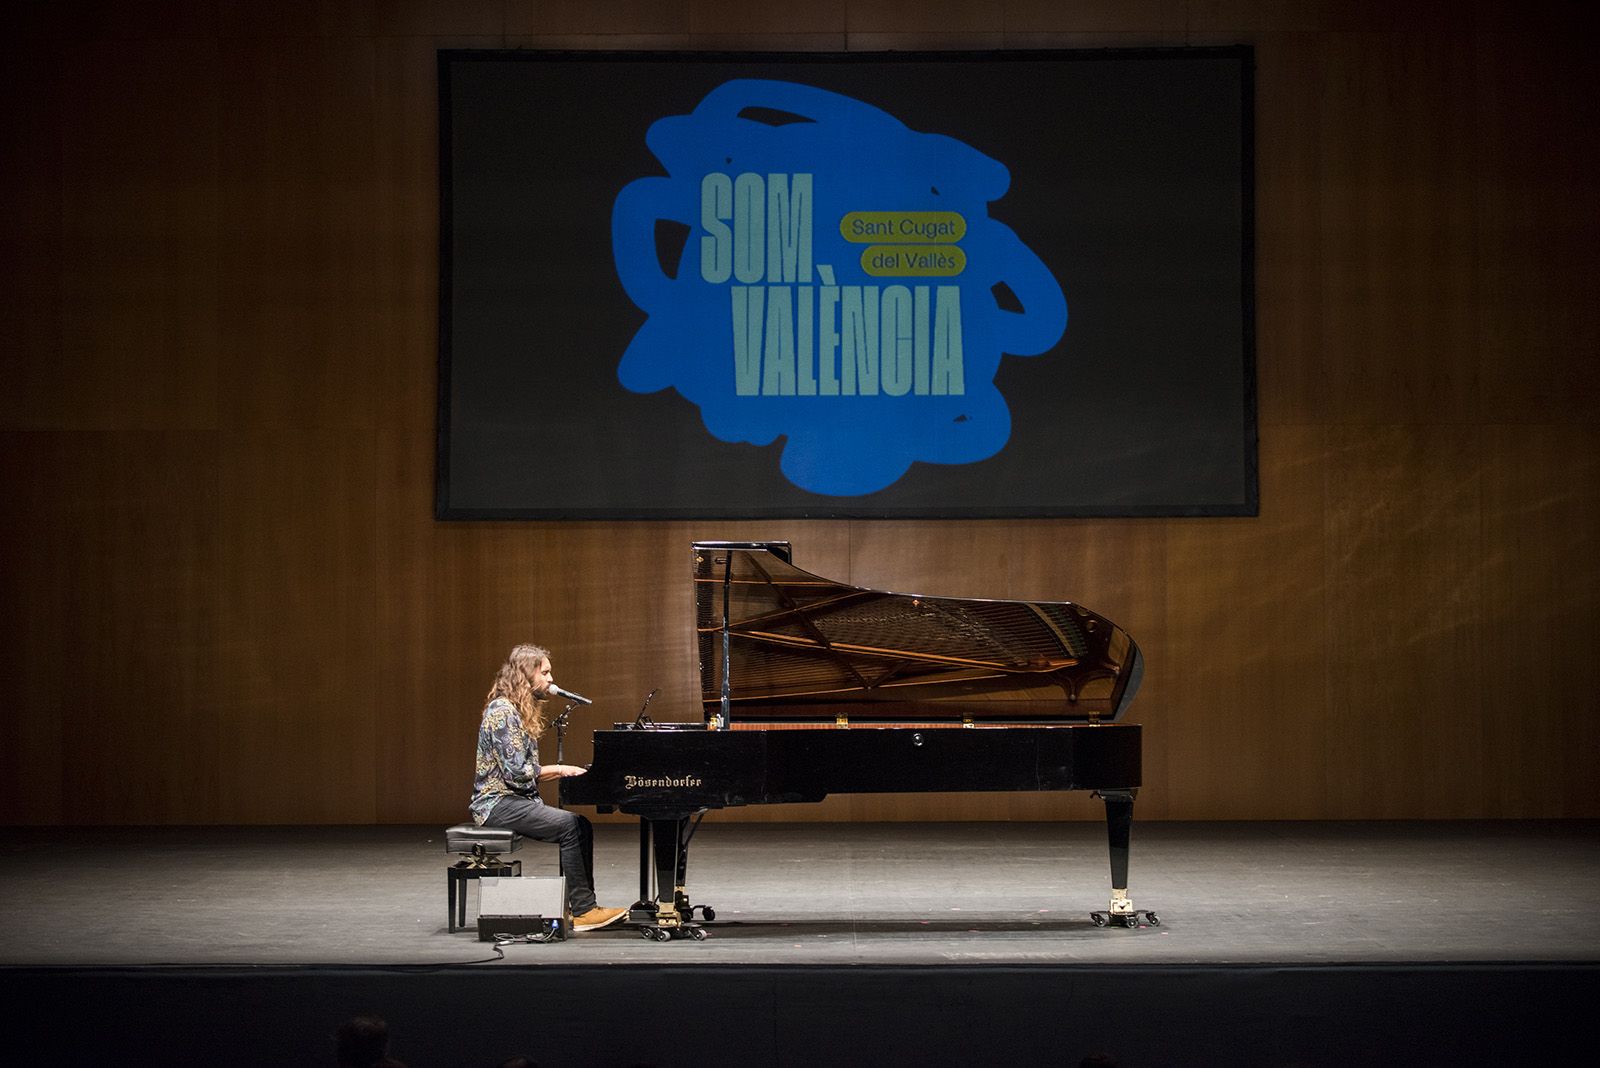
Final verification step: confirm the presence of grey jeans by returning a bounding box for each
[486,794,599,914]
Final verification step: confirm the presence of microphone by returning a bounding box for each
[549,684,593,706]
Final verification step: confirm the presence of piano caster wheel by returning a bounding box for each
[1090,912,1108,927]
[640,925,708,942]
[700,906,716,922]
[638,923,706,942]
[1145,912,1161,927]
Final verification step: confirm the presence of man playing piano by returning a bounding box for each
[469,644,628,932]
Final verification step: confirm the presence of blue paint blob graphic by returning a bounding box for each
[612,80,1066,497]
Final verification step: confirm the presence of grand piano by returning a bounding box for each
[560,541,1155,939]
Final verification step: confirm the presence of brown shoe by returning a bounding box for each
[572,906,627,932]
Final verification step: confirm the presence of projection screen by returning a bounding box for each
[438,48,1256,519]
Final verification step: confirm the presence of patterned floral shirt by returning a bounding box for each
[470,697,542,824]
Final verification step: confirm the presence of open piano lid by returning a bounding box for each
[694,541,1144,727]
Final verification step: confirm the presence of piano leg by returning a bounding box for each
[1092,789,1160,929]
[631,818,653,915]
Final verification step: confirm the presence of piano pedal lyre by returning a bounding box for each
[638,888,710,942]
[1090,889,1161,929]
[634,817,715,941]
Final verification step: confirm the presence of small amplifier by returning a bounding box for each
[476,875,570,942]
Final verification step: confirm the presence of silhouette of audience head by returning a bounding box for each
[335,1015,406,1068]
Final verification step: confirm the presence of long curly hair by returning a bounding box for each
[486,644,551,740]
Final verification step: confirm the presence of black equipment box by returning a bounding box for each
[475,875,569,942]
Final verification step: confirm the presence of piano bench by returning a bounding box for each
[445,823,524,934]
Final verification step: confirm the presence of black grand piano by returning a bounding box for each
[560,541,1154,939]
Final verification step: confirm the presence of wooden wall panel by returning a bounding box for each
[69,434,222,823]
[53,0,219,41]
[846,0,1003,35]
[0,432,220,823]
[373,35,444,436]
[1324,424,1486,818]
[0,47,63,430]
[1003,0,1174,34]
[1260,32,1479,428]
[688,0,848,37]
[217,37,381,430]
[1,435,77,824]
[1186,0,1457,33]
[1166,425,1329,819]
[55,40,220,431]
[374,422,479,823]
[216,0,377,39]
[1480,424,1600,817]
[374,1,508,38]
[531,1,694,36]
[1253,32,1335,430]
[215,430,378,822]
[1472,31,1600,426]
[2,1,1597,825]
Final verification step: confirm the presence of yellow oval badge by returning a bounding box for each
[859,244,967,277]
[840,211,966,244]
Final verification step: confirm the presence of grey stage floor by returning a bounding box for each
[2,820,1597,968]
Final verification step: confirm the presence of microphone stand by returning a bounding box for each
[554,701,578,809]
[633,687,658,729]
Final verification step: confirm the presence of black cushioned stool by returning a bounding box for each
[445,824,522,933]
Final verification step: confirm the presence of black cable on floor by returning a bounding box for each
[461,924,565,963]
